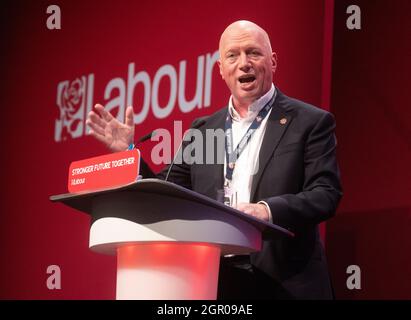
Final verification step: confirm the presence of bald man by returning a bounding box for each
[87,20,342,299]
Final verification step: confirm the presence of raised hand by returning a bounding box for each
[86,104,135,152]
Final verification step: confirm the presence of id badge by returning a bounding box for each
[223,180,237,207]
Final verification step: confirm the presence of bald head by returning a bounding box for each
[217,20,277,111]
[219,20,272,56]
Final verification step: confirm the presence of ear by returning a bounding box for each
[217,59,224,80]
[271,52,278,74]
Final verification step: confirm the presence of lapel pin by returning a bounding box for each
[280,118,287,125]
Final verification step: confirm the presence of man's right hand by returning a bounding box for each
[86,104,135,152]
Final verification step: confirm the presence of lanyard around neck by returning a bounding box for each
[224,93,275,181]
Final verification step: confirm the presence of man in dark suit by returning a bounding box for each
[87,20,342,299]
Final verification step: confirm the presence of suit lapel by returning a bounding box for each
[250,92,292,201]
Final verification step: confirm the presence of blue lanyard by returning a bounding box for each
[224,93,275,181]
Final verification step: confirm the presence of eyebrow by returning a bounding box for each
[224,46,262,55]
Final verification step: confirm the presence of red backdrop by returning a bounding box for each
[327,0,411,299]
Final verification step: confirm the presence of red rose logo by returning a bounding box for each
[55,77,86,141]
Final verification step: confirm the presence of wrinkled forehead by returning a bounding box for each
[219,27,271,54]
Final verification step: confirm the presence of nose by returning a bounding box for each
[239,53,251,72]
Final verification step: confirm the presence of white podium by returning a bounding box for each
[50,179,293,300]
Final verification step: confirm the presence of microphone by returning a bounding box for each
[189,116,208,131]
[137,130,157,143]
[165,116,209,182]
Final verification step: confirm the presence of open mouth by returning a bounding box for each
[238,74,256,83]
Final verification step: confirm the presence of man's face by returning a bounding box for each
[218,26,276,107]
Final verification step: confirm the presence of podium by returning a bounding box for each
[50,178,293,300]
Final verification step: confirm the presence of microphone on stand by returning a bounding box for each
[137,130,157,143]
[165,116,209,182]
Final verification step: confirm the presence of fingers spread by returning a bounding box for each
[88,111,106,129]
[95,104,114,123]
[125,106,135,127]
[86,119,105,136]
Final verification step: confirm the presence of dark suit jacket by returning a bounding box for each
[141,89,342,299]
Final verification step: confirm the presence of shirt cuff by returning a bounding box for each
[258,201,273,224]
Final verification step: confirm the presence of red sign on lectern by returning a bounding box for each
[68,149,141,193]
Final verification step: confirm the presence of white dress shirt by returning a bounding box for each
[224,84,276,223]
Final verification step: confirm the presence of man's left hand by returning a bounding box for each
[236,203,270,222]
